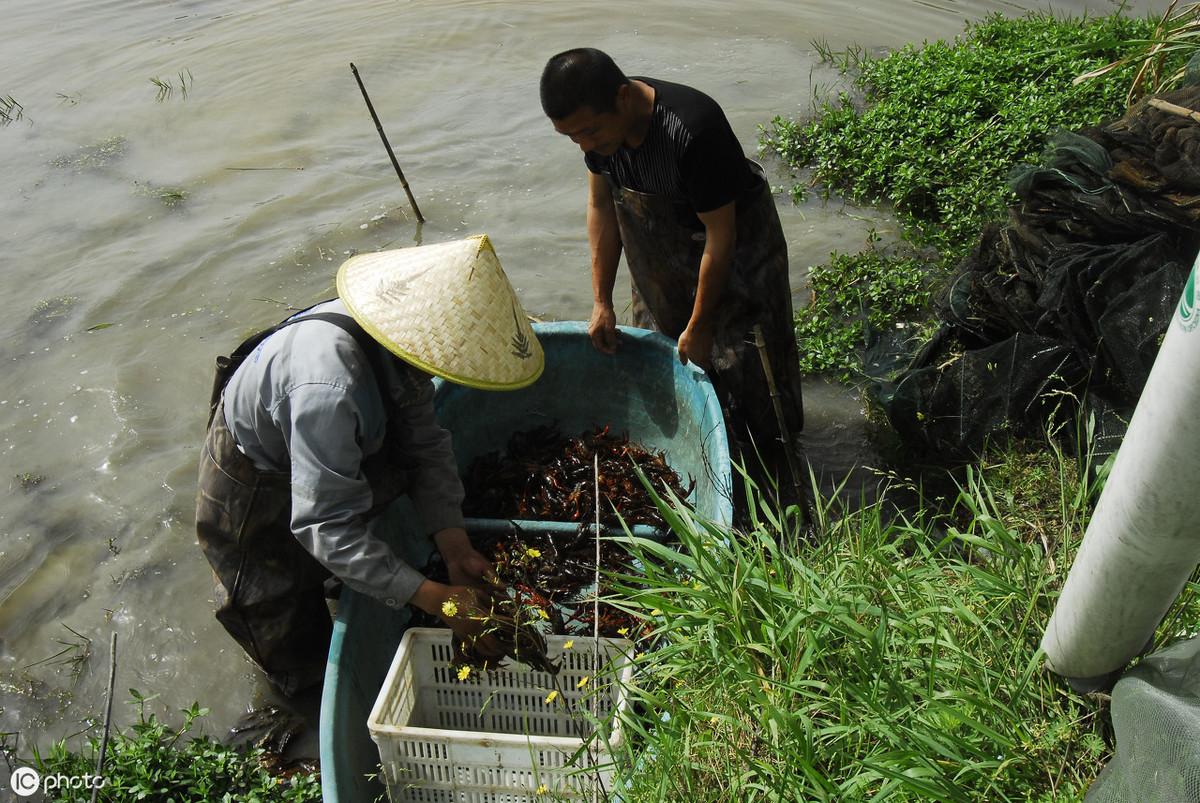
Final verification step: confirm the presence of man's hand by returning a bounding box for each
[680,202,735,372]
[677,321,714,369]
[588,301,618,354]
[434,527,501,591]
[410,581,505,657]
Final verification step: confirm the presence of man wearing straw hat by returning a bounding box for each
[539,48,805,513]
[196,235,543,696]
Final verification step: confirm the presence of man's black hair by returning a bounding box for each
[540,48,629,120]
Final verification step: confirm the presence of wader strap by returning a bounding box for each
[207,304,390,426]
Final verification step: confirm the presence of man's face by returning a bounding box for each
[551,104,627,157]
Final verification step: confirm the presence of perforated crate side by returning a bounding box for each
[369,628,632,801]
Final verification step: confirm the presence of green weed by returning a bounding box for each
[14,472,45,492]
[49,136,128,170]
[769,12,1158,256]
[793,248,933,378]
[1,95,28,125]
[24,626,91,688]
[1073,1,1200,105]
[133,180,188,209]
[30,690,320,802]
[150,70,193,102]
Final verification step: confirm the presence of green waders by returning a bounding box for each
[196,399,409,696]
[610,162,805,511]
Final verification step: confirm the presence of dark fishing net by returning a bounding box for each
[868,84,1200,459]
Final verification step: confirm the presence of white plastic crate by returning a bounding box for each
[368,627,633,802]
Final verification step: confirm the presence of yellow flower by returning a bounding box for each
[562,640,574,650]
[441,600,459,617]
[650,608,662,616]
[537,608,549,620]
[526,548,542,558]
[635,652,645,659]
[617,627,629,636]
[577,676,590,689]
[545,690,559,704]
[457,665,472,681]
[536,784,549,795]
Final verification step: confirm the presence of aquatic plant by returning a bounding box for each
[149,69,193,102]
[49,136,128,170]
[132,180,188,209]
[789,247,932,378]
[14,472,45,491]
[1,95,28,125]
[24,625,91,688]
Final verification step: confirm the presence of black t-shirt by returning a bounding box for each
[584,76,758,214]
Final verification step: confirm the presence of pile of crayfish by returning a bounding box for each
[450,526,651,671]
[445,425,685,670]
[462,424,693,528]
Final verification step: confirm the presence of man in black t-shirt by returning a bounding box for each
[540,48,806,517]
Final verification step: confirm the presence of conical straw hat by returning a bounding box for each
[336,235,544,390]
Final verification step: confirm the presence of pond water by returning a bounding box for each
[0,0,1163,765]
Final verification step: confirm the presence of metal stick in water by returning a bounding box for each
[349,63,425,223]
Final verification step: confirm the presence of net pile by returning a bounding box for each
[870,84,1200,458]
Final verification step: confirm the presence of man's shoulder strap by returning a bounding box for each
[274,311,390,389]
[208,302,391,427]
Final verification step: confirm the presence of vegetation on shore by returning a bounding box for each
[27,691,320,802]
[764,10,1183,377]
[606,431,1195,801]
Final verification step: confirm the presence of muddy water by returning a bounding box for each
[0,0,1161,759]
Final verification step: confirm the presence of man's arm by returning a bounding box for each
[587,171,622,354]
[678,201,736,368]
[285,385,429,606]
[390,381,466,537]
[287,383,503,654]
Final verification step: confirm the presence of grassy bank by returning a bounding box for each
[764,11,1168,377]
[607,437,1135,801]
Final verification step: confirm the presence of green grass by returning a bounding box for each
[600,433,1165,801]
[29,691,320,802]
[763,11,1177,377]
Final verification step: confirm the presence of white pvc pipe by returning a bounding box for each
[1041,251,1200,683]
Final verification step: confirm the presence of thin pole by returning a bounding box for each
[752,325,805,508]
[91,632,117,803]
[592,452,600,803]
[349,63,425,223]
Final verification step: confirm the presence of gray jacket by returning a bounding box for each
[222,299,465,605]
